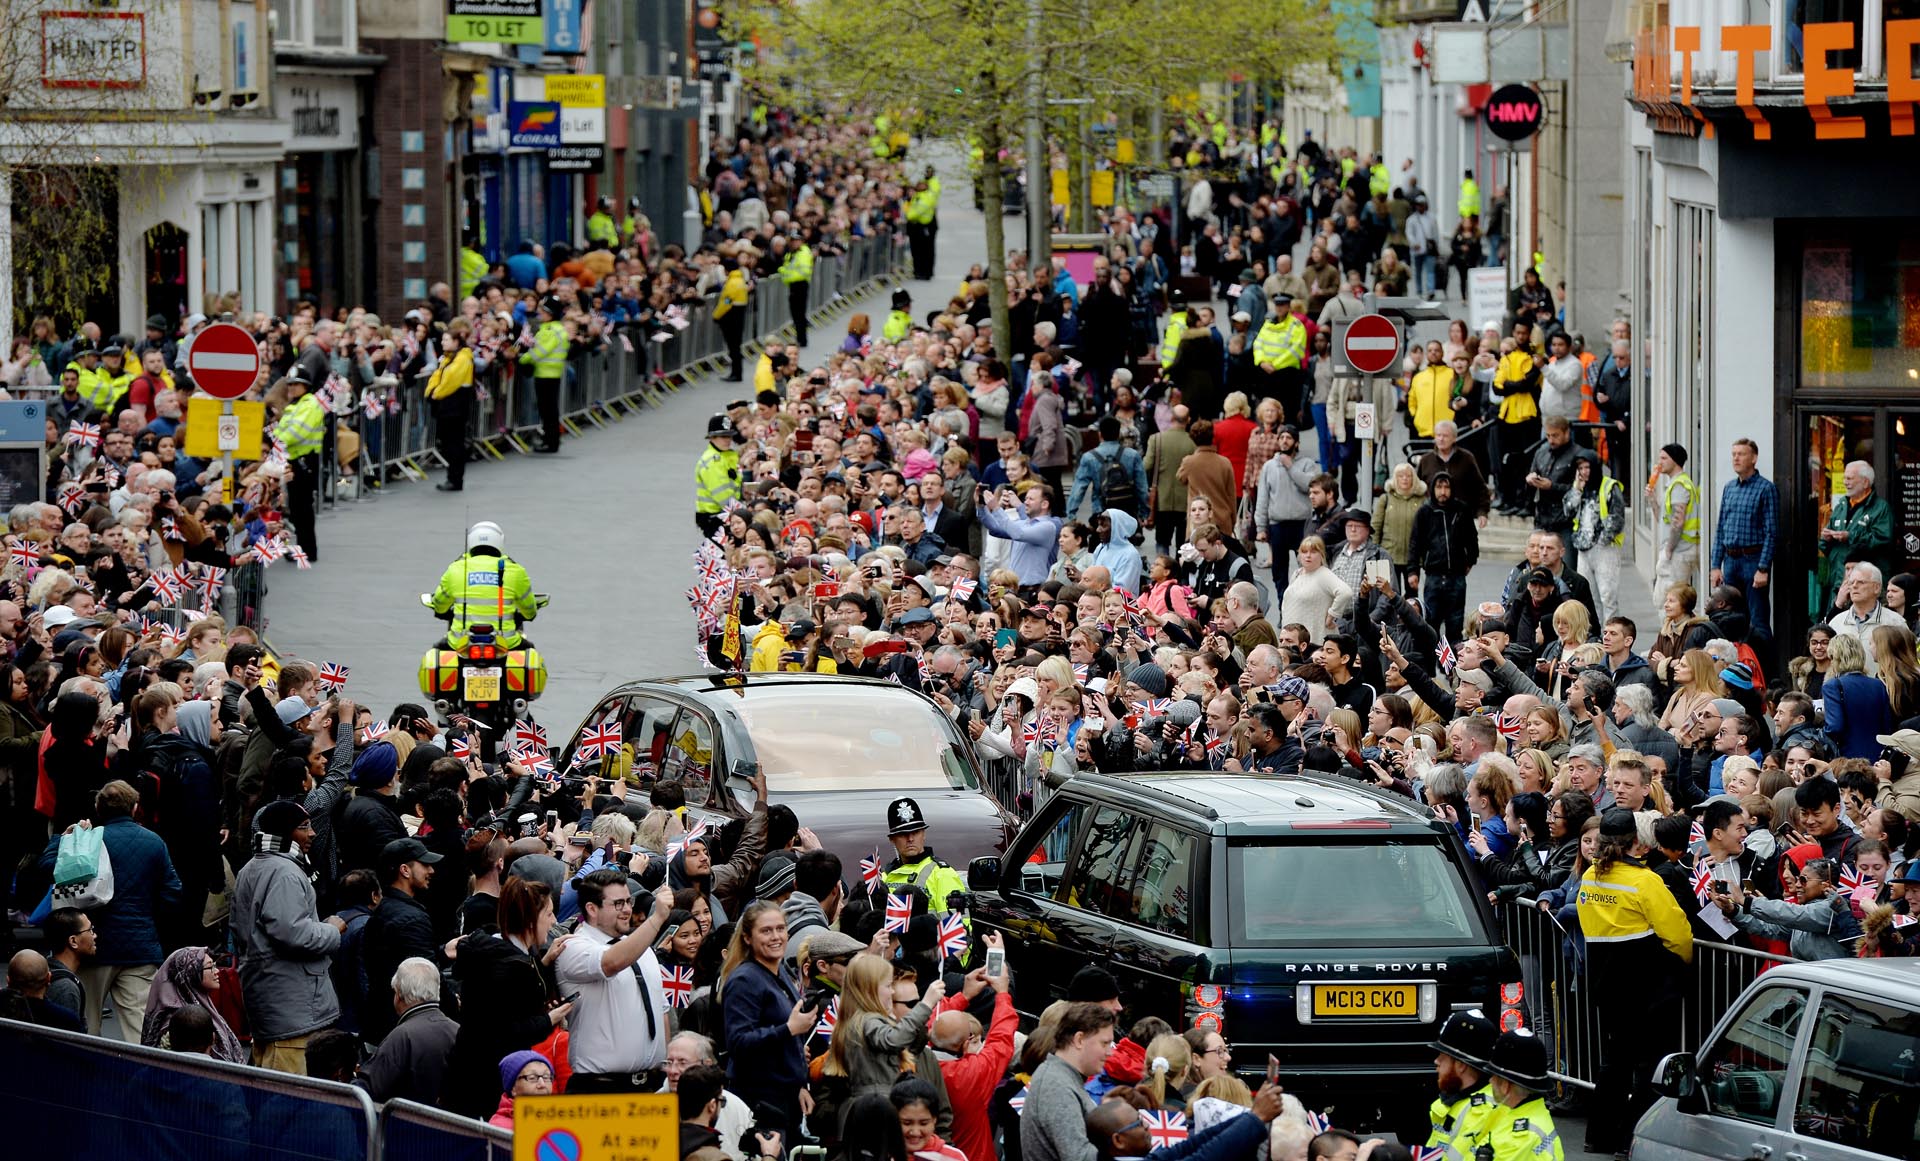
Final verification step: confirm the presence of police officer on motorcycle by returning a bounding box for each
[429,521,540,648]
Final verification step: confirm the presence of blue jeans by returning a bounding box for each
[1721,554,1773,644]
[1412,253,1435,296]
[1312,402,1342,474]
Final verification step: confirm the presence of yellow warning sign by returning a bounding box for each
[513,1093,676,1161]
[184,397,265,461]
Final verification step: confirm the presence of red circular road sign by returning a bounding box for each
[1343,313,1402,376]
[185,322,262,399]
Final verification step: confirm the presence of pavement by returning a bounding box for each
[262,140,1655,734]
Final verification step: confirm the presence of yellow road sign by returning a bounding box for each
[184,397,265,461]
[546,74,606,108]
[513,1093,676,1161]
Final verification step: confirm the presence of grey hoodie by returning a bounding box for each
[781,891,830,964]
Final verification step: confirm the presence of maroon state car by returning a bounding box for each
[558,673,1017,872]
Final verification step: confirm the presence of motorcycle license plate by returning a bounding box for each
[464,667,503,703]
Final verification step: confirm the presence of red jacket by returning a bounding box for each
[937,991,1018,1161]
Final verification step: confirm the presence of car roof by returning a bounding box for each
[1054,770,1444,834]
[608,673,923,699]
[1759,956,1920,1002]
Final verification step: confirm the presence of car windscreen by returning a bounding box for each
[728,684,980,792]
[1228,839,1483,946]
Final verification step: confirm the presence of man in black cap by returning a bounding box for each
[358,837,442,1042]
[1066,965,1123,1014]
[694,413,741,536]
[138,314,178,368]
[1425,1008,1499,1161]
[231,800,346,1074]
[1478,1028,1562,1161]
[880,796,966,915]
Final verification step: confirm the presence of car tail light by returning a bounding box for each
[1186,983,1225,1032]
[1498,980,1525,1030]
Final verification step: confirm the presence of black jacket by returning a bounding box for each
[443,931,559,1117]
[1529,440,1581,530]
[360,889,438,1043]
[337,791,407,877]
[1408,499,1479,576]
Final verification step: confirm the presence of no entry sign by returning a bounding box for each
[185,323,261,400]
[1340,313,1402,376]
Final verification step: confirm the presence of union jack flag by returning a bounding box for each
[662,964,696,1008]
[363,392,385,420]
[1204,731,1227,756]
[198,566,228,602]
[1435,630,1456,674]
[884,892,912,934]
[1409,1147,1449,1161]
[513,745,553,778]
[317,662,350,692]
[1132,697,1171,719]
[450,737,472,760]
[861,849,883,886]
[1799,1110,1848,1135]
[513,720,549,750]
[252,537,283,564]
[64,421,101,449]
[1305,1111,1331,1134]
[1690,859,1714,904]
[1022,720,1041,746]
[1008,1086,1028,1115]
[950,577,977,603]
[287,544,312,570]
[668,818,710,858]
[7,543,37,569]
[150,567,182,605]
[1689,818,1705,845]
[936,913,968,958]
[1838,864,1862,893]
[58,485,88,516]
[1071,663,1089,683]
[362,720,390,743]
[159,517,184,542]
[1494,713,1526,743]
[1895,913,1917,929]
[576,721,623,761]
[814,995,839,1038]
[1139,1111,1187,1149]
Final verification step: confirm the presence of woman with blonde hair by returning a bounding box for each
[1659,649,1724,733]
[1142,1032,1193,1112]
[1539,601,1591,699]
[1870,623,1920,721]
[1524,706,1570,762]
[823,954,945,1098]
[1515,747,1557,796]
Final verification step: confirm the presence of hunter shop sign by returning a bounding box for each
[42,10,147,89]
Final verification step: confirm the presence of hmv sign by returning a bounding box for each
[1484,83,1545,141]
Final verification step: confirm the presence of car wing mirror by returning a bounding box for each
[1650,1051,1696,1102]
[969,856,1002,891]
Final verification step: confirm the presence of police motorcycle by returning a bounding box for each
[417,521,549,753]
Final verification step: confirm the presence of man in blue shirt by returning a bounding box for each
[977,483,1061,592]
[1710,438,1779,642]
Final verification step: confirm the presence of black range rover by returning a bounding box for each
[963,771,1518,1128]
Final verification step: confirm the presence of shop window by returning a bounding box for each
[1800,412,1876,615]
[1800,230,1920,389]
[1778,0,1867,75]
[271,0,354,50]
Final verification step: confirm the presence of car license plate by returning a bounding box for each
[1312,984,1417,1017]
[464,667,503,703]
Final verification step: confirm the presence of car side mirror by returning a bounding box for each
[1651,1051,1696,1101]
[969,856,1001,891]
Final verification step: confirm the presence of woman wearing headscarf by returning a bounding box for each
[141,945,245,1063]
[148,700,225,948]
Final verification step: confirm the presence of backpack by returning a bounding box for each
[1098,449,1139,516]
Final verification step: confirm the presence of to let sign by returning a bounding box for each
[1484,83,1545,141]
[42,11,146,89]
[448,0,544,45]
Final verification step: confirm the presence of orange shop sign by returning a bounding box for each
[1634,19,1920,139]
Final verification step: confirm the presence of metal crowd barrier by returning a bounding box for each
[978,752,1025,815]
[0,1017,379,1161]
[381,1098,512,1161]
[1495,898,1792,1090]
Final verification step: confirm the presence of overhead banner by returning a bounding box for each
[448,1,543,45]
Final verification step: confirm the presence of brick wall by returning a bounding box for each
[364,39,448,320]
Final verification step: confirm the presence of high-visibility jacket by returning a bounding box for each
[1427,1082,1498,1161]
[458,247,488,300]
[1493,351,1539,424]
[778,243,814,285]
[519,321,568,379]
[1259,124,1276,149]
[1575,860,1694,963]
[882,851,967,915]
[274,394,327,459]
[585,211,618,250]
[1574,475,1626,547]
[79,366,133,412]
[1407,365,1458,438]
[694,443,740,515]
[713,270,750,321]
[1661,472,1702,545]
[1480,1098,1563,1161]
[1340,156,1356,181]
[1158,309,1189,371]
[906,178,942,225]
[1459,176,1482,218]
[1252,315,1306,372]
[882,309,912,343]
[430,550,537,648]
[1369,162,1390,197]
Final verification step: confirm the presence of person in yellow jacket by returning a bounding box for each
[880,796,967,915]
[904,167,941,280]
[585,196,619,251]
[712,258,751,383]
[91,344,137,413]
[1158,294,1190,373]
[1406,341,1457,438]
[1490,339,1540,511]
[1368,157,1390,197]
[1649,442,1701,605]
[518,297,568,453]
[748,615,838,674]
[694,412,740,537]
[1424,1009,1500,1161]
[882,289,914,343]
[429,521,539,649]
[1576,808,1693,1152]
[273,364,329,561]
[70,344,110,412]
[426,327,476,492]
[1251,292,1307,414]
[458,241,489,301]
[1459,169,1482,220]
[1477,1030,1563,1161]
[776,232,815,345]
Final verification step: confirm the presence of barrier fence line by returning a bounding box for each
[0,1016,379,1161]
[381,1097,513,1161]
[1496,899,1792,1091]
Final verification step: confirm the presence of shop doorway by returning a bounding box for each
[1791,406,1920,645]
[144,222,189,330]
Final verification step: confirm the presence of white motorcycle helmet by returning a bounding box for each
[466,521,506,554]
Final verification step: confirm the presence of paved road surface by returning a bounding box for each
[263,143,1652,741]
